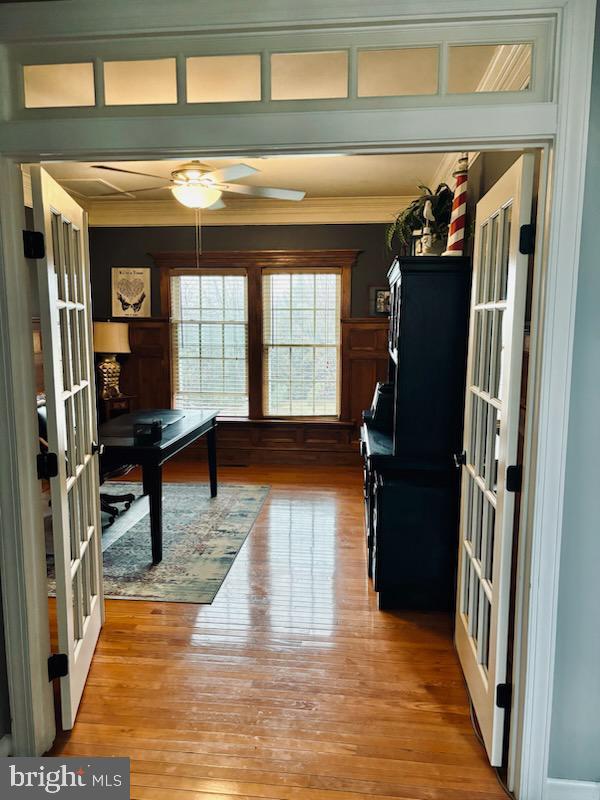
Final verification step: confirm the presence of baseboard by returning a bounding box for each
[545,779,600,800]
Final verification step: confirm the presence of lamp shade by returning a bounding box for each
[93,321,131,354]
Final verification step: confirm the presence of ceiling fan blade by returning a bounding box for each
[217,183,306,201]
[87,184,170,198]
[201,164,258,184]
[91,165,166,180]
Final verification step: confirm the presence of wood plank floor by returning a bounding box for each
[50,463,504,800]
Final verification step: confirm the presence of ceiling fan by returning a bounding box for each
[89,161,306,209]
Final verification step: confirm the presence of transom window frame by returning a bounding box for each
[11,16,554,117]
[153,250,356,420]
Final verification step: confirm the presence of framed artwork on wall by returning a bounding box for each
[369,286,390,316]
[111,267,151,317]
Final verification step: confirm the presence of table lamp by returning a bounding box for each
[93,321,131,399]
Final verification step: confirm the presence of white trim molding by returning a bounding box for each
[545,779,600,800]
[511,1,598,798]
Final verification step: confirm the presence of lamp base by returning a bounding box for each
[97,355,122,400]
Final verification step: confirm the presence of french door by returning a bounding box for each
[31,166,104,730]
[455,154,534,765]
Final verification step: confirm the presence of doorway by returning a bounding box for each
[19,144,536,788]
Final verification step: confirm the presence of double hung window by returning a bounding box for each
[170,266,342,418]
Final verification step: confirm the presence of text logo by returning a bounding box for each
[2,758,130,798]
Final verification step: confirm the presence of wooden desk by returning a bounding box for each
[99,409,219,564]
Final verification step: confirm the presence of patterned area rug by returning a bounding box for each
[50,482,269,604]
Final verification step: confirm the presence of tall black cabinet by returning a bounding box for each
[361,256,471,610]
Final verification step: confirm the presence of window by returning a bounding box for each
[263,271,341,416]
[170,273,248,415]
[186,55,261,103]
[357,48,439,97]
[103,58,177,105]
[163,252,353,420]
[270,51,348,100]
[447,44,533,93]
[23,63,95,108]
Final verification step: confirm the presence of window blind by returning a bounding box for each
[170,273,248,416]
[263,270,341,416]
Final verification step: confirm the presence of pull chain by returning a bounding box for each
[194,208,202,268]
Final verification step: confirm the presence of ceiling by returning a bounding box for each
[39,153,450,204]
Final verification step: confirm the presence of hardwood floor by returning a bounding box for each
[50,464,505,800]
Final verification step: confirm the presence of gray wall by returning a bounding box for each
[548,5,600,783]
[89,223,391,319]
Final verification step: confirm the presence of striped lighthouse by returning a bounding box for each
[443,153,468,256]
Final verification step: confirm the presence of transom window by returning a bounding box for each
[17,16,552,114]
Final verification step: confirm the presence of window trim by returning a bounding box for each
[153,250,356,420]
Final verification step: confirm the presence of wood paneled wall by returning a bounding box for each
[120,320,171,410]
[119,316,389,465]
[341,318,389,441]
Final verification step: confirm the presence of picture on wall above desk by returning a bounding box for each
[112,267,150,317]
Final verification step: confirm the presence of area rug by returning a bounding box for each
[49,482,269,604]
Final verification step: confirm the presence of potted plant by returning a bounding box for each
[386,183,454,256]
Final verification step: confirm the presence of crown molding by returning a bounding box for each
[84,195,416,227]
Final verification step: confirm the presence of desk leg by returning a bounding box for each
[207,424,217,498]
[143,464,163,564]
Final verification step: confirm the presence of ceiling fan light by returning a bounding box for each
[171,184,222,209]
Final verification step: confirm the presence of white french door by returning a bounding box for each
[455,154,534,766]
[31,166,104,730]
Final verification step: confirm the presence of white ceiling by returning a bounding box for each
[39,153,451,203]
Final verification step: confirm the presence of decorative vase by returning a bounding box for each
[416,230,446,256]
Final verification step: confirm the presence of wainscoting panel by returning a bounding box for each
[341,317,389,441]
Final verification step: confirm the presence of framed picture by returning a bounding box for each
[369,286,391,316]
[111,267,151,317]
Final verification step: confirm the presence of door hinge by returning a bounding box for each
[48,653,68,681]
[453,451,467,469]
[519,224,536,255]
[37,451,59,480]
[496,682,512,710]
[506,464,522,493]
[23,230,45,259]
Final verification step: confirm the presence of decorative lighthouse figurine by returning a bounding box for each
[443,153,469,255]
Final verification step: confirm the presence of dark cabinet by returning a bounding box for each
[361,256,471,610]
